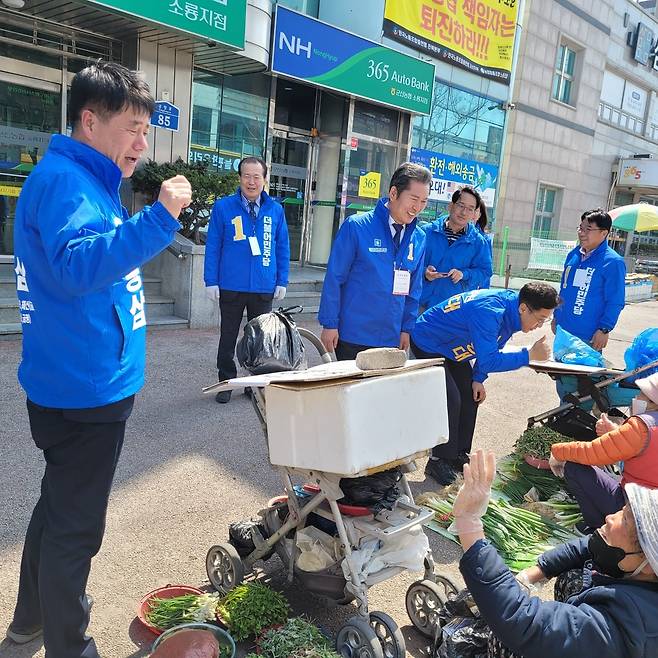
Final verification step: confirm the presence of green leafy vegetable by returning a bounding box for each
[217,582,289,641]
[514,425,571,461]
[258,617,339,658]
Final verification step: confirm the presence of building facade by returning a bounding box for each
[498,0,658,271]
[0,0,517,270]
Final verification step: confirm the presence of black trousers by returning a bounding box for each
[217,289,273,381]
[411,341,479,460]
[334,339,377,361]
[13,399,131,658]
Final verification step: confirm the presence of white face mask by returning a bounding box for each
[632,399,648,416]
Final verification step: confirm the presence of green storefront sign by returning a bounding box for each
[81,0,247,50]
[272,7,434,115]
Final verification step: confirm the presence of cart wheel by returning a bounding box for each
[433,574,460,598]
[206,543,244,594]
[369,611,406,658]
[336,616,385,658]
[405,579,451,638]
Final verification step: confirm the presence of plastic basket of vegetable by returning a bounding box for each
[151,622,235,658]
[515,425,571,468]
[139,585,219,635]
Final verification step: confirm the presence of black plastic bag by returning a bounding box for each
[228,520,273,559]
[545,406,597,440]
[435,617,490,658]
[338,467,402,512]
[236,309,307,375]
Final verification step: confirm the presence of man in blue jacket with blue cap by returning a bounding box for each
[204,156,290,403]
[7,62,191,658]
[553,209,626,351]
[420,186,492,311]
[318,162,430,359]
[411,283,557,485]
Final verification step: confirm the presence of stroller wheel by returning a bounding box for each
[406,579,453,638]
[336,616,384,658]
[369,611,405,658]
[206,543,244,594]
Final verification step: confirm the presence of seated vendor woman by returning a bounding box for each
[549,371,658,531]
[453,450,658,658]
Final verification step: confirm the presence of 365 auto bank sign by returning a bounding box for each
[271,6,435,115]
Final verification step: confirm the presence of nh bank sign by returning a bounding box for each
[271,6,435,115]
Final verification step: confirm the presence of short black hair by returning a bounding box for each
[238,156,268,178]
[389,162,432,194]
[452,185,481,207]
[519,282,559,310]
[476,199,488,231]
[69,60,154,128]
[581,208,612,231]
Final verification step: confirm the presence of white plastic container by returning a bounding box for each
[265,366,448,475]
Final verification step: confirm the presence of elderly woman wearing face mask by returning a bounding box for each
[452,450,658,658]
[548,372,658,531]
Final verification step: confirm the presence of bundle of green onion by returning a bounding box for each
[494,454,564,502]
[421,493,580,572]
[146,592,220,630]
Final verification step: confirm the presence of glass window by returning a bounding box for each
[353,101,399,142]
[0,81,62,254]
[273,0,319,16]
[274,79,316,131]
[533,185,560,236]
[191,106,213,146]
[190,69,269,171]
[552,43,577,105]
[411,82,503,164]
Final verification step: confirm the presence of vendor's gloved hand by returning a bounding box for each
[449,449,496,534]
[205,285,220,302]
[549,454,565,478]
[273,285,287,301]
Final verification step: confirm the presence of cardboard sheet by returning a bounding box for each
[528,360,620,376]
[202,357,444,393]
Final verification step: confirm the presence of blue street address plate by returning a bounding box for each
[151,101,180,132]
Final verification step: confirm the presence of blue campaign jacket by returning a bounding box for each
[461,538,658,658]
[13,135,180,408]
[554,241,626,343]
[317,198,426,347]
[204,189,290,293]
[419,216,492,308]
[411,288,528,382]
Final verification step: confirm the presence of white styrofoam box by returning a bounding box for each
[265,366,448,475]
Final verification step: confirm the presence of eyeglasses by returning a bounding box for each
[577,225,607,234]
[241,174,264,182]
[530,309,552,326]
[455,201,477,213]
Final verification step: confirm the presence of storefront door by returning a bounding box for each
[270,131,311,262]
[0,75,62,255]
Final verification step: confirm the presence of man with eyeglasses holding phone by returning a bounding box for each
[420,186,492,311]
[553,209,625,352]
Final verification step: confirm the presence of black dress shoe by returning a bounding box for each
[215,390,232,403]
[425,458,458,486]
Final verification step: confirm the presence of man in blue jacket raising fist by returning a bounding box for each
[318,162,431,360]
[8,62,191,658]
[204,157,290,402]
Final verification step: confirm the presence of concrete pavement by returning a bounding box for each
[0,299,656,657]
